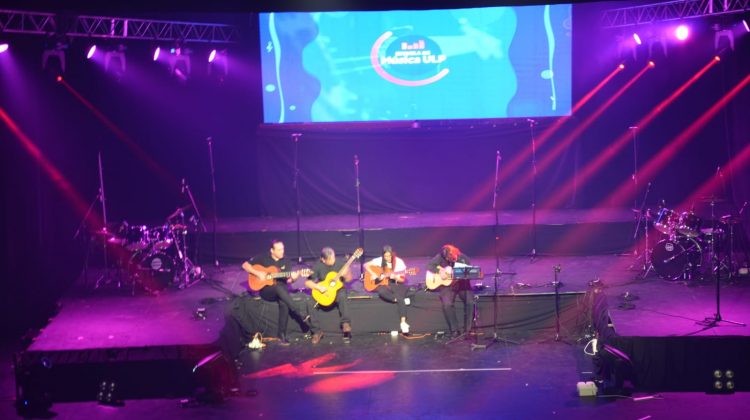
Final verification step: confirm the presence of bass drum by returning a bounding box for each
[652,238,702,281]
[138,252,175,293]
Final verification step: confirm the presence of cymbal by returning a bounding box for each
[91,228,114,237]
[697,196,727,203]
[166,204,193,220]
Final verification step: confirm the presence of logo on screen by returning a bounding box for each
[371,31,450,87]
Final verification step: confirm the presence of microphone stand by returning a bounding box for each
[94,152,116,289]
[484,150,518,348]
[354,154,365,275]
[292,133,303,263]
[73,190,101,288]
[632,182,653,278]
[528,119,538,262]
[206,136,222,271]
[629,126,639,218]
[181,179,208,288]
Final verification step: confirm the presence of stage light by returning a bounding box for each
[56,75,62,82]
[207,49,228,80]
[675,25,689,41]
[104,45,127,76]
[153,47,160,61]
[208,49,217,63]
[633,33,642,45]
[711,369,736,394]
[619,64,625,70]
[743,19,749,33]
[648,60,655,68]
[0,43,8,53]
[86,45,97,59]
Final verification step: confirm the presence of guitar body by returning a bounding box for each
[247,264,279,291]
[364,266,419,292]
[247,265,312,292]
[311,248,363,306]
[311,271,345,306]
[425,267,453,290]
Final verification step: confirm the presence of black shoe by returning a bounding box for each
[342,332,352,344]
[451,331,461,339]
[278,335,291,346]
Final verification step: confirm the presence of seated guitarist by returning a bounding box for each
[305,247,353,344]
[241,239,309,346]
[364,245,411,334]
[426,244,474,339]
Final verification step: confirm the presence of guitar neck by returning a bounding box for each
[268,271,294,279]
[337,255,358,278]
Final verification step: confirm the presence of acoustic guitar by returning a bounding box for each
[425,266,455,290]
[247,265,312,292]
[363,266,419,292]
[311,248,363,306]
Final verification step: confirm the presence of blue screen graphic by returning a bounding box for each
[259,5,571,123]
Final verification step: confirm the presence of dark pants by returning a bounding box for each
[259,282,306,337]
[377,282,408,318]
[439,281,475,334]
[309,288,350,333]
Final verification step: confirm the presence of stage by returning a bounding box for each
[12,252,750,415]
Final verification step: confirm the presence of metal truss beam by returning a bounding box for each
[601,0,750,29]
[0,9,240,44]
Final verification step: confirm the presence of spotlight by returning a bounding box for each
[633,33,642,45]
[675,25,689,41]
[104,45,127,76]
[42,40,67,73]
[208,49,217,63]
[86,45,97,59]
[0,43,8,53]
[648,60,655,68]
[56,75,63,83]
[618,64,625,70]
[153,47,160,61]
[743,19,749,33]
[97,380,123,406]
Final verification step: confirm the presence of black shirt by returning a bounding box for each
[248,254,293,283]
[309,260,345,283]
[426,252,472,273]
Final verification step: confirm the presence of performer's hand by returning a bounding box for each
[265,273,274,281]
[290,271,300,280]
[317,285,327,293]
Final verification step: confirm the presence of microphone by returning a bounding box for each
[181,178,186,194]
[354,155,359,165]
[206,136,213,143]
[526,118,538,125]
[496,150,501,161]
[629,126,638,129]
[716,166,722,177]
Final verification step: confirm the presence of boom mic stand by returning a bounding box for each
[528,119,538,262]
[354,154,365,276]
[94,152,117,289]
[292,133,303,263]
[483,151,518,348]
[180,178,209,287]
[206,136,222,271]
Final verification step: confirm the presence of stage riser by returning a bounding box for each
[198,222,632,262]
[232,291,588,337]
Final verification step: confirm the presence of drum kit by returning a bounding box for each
[637,199,747,282]
[93,206,204,295]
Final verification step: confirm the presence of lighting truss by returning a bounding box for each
[0,9,239,44]
[601,0,750,29]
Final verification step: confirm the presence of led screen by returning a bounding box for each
[260,5,571,123]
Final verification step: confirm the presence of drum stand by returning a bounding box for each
[629,182,654,278]
[698,200,745,328]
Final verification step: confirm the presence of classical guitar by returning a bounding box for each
[363,266,419,292]
[425,266,455,290]
[311,248,363,306]
[247,265,312,292]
